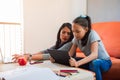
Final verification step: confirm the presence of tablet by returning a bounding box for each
[48,49,70,66]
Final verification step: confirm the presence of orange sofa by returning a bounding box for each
[76,22,120,80]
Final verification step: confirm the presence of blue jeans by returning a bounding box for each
[89,59,112,80]
[75,57,112,80]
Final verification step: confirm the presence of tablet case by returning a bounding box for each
[48,49,70,66]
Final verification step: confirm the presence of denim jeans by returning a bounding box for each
[75,57,112,80]
[89,59,112,80]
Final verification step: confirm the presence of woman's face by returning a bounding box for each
[60,26,71,43]
[72,23,88,40]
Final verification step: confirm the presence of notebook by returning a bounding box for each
[48,49,70,66]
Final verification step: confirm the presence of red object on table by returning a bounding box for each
[18,57,27,66]
[60,70,78,73]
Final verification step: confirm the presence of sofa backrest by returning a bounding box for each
[92,22,120,58]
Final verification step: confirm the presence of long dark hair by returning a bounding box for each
[55,23,73,49]
[73,15,92,46]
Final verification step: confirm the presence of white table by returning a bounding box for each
[0,60,95,80]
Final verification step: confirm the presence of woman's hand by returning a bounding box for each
[12,54,23,62]
[12,53,29,62]
[69,57,79,68]
[50,57,55,63]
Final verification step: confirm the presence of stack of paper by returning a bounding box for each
[0,66,60,80]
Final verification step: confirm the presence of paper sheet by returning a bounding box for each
[0,66,60,80]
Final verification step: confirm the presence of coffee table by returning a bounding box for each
[0,60,95,80]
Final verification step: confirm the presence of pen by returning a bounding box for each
[55,73,66,77]
[30,61,43,65]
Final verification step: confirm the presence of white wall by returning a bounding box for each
[23,0,87,53]
[88,0,120,23]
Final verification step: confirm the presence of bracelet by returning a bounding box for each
[28,54,32,63]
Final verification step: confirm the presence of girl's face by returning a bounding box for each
[60,27,71,43]
[72,23,88,40]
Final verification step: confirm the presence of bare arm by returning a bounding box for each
[76,41,98,67]
[12,45,55,62]
[12,51,44,62]
[69,41,98,67]
[29,52,44,60]
[69,44,77,57]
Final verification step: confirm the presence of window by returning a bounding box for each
[0,0,23,63]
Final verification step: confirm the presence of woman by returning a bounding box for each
[13,22,73,62]
[69,15,112,80]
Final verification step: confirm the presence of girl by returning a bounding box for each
[13,23,73,62]
[69,15,112,80]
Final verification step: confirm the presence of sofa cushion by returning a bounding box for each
[76,48,86,58]
[102,57,120,80]
[92,22,120,58]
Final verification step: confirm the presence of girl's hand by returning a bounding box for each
[50,57,55,63]
[69,57,79,67]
